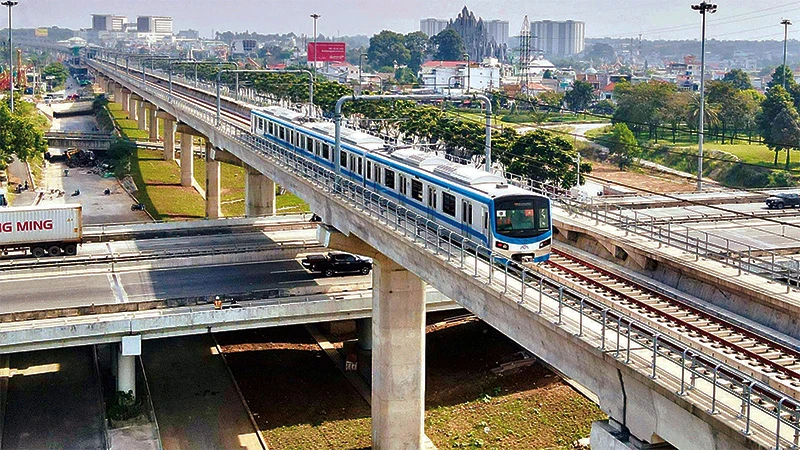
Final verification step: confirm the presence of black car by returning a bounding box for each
[301,252,373,277]
[766,193,800,209]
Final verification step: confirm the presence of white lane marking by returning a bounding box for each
[271,269,306,274]
[107,273,129,303]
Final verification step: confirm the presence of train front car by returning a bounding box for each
[491,193,551,263]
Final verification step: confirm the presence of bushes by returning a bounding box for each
[107,390,143,422]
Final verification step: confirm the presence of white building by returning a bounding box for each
[420,18,449,37]
[92,15,126,32]
[531,20,585,56]
[419,61,500,93]
[137,16,173,35]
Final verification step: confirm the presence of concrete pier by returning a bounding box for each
[245,165,276,217]
[180,133,194,187]
[372,254,426,450]
[117,350,136,397]
[163,119,176,161]
[206,142,221,219]
[148,106,159,141]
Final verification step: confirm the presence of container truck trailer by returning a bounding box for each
[0,204,83,258]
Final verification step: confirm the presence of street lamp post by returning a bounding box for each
[359,53,368,93]
[463,53,470,93]
[691,1,717,192]
[2,1,18,113]
[783,19,793,89]
[310,13,320,77]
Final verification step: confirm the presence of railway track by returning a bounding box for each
[538,248,800,398]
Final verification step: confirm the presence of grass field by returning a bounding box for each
[106,103,150,140]
[129,149,205,220]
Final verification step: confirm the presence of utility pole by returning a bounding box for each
[691,1,717,192]
[2,1,17,113]
[310,13,320,79]
[782,19,792,90]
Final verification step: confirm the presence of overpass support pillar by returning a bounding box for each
[120,90,130,114]
[149,107,159,141]
[163,119,176,161]
[356,318,372,382]
[205,142,222,219]
[136,101,146,130]
[180,133,194,187]
[116,336,141,399]
[244,165,275,217]
[372,254,425,449]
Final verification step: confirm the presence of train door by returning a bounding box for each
[481,205,490,244]
[461,200,473,237]
[427,185,437,222]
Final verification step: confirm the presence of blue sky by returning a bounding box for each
[11,0,800,41]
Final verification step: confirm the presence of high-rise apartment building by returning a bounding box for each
[419,18,449,37]
[137,16,173,34]
[92,14,126,32]
[530,20,585,56]
[484,20,509,47]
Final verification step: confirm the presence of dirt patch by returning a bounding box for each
[591,161,696,194]
[218,318,603,450]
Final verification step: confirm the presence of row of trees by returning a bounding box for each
[366,29,465,73]
[0,96,48,171]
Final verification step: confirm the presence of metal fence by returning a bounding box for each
[90,57,800,448]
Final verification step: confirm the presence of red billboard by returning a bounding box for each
[308,42,346,63]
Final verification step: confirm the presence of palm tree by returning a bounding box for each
[685,94,721,138]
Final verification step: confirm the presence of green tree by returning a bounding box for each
[721,69,753,90]
[772,107,800,170]
[394,67,417,85]
[591,99,616,116]
[43,62,69,88]
[499,129,582,188]
[612,80,678,141]
[564,80,594,112]
[403,31,429,72]
[542,69,553,79]
[430,29,465,61]
[758,85,800,166]
[367,30,410,69]
[537,91,564,110]
[0,102,47,169]
[585,43,616,62]
[768,65,797,91]
[604,123,640,169]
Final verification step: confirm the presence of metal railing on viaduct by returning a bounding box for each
[87,56,797,450]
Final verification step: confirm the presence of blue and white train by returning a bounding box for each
[251,106,552,262]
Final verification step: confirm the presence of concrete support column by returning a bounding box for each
[244,165,276,217]
[121,90,130,113]
[205,142,221,219]
[372,254,425,449]
[117,349,136,398]
[180,133,194,187]
[137,101,146,130]
[149,107,159,140]
[163,119,176,161]
[356,318,373,382]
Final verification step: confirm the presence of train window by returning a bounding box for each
[428,186,437,208]
[322,144,330,160]
[268,122,274,135]
[366,161,372,180]
[384,169,395,190]
[399,176,407,195]
[443,193,456,216]
[279,127,285,141]
[357,157,363,175]
[341,151,348,168]
[483,208,488,231]
[374,163,379,180]
[306,136,313,152]
[411,180,423,202]
[468,203,473,224]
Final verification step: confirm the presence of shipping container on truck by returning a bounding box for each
[0,204,83,258]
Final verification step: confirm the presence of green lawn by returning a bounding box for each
[130,149,205,220]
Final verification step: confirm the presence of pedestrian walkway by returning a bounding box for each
[6,157,38,206]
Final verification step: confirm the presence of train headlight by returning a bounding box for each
[539,238,551,249]
[495,241,509,250]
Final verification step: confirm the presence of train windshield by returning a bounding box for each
[494,197,549,238]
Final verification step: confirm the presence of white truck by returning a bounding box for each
[0,204,83,258]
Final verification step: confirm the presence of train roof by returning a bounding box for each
[382,148,536,198]
[309,122,387,150]
[256,105,307,122]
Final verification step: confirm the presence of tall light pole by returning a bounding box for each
[359,53,367,93]
[782,18,792,90]
[463,53,470,92]
[2,1,17,113]
[310,13,320,78]
[692,1,717,192]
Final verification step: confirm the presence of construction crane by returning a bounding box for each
[16,48,25,89]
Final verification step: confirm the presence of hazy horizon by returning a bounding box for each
[8,0,800,41]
